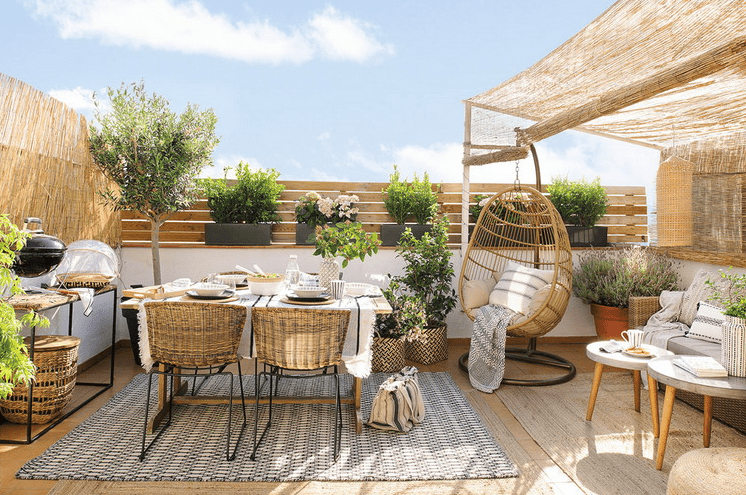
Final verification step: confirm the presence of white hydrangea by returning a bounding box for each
[317,197,335,218]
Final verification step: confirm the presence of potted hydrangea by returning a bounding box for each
[294,192,359,245]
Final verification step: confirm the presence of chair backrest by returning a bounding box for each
[144,301,247,367]
[459,185,573,337]
[251,307,351,370]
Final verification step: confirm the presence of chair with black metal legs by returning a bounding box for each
[140,301,248,461]
[250,307,350,462]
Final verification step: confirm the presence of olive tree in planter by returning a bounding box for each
[90,81,219,285]
[0,215,48,399]
[380,165,439,246]
[199,163,285,246]
[388,216,457,364]
[547,176,608,247]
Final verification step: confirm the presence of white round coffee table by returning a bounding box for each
[585,341,673,437]
[647,355,746,470]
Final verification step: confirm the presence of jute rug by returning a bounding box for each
[497,371,746,495]
[19,372,517,483]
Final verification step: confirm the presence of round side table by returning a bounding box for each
[647,355,746,470]
[585,341,673,437]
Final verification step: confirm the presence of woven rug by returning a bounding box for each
[18,372,517,482]
[497,372,746,495]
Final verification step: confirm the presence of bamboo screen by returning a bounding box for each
[120,180,647,247]
[0,73,119,246]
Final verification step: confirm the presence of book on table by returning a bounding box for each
[672,355,728,378]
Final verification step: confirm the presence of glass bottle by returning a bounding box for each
[285,255,300,286]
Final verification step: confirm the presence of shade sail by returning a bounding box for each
[465,0,746,160]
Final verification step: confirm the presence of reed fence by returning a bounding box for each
[121,181,647,248]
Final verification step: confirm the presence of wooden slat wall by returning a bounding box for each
[121,181,647,247]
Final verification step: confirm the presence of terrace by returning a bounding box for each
[3,1,746,494]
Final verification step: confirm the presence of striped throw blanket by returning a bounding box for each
[469,304,516,393]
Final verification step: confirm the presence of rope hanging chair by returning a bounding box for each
[459,145,575,386]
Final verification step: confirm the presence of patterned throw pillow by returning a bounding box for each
[688,301,725,343]
[489,262,554,315]
[680,269,729,327]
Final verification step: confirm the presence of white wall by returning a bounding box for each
[27,246,740,365]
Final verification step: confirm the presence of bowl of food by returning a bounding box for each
[247,273,285,295]
[216,274,247,287]
[193,282,229,297]
[290,285,328,298]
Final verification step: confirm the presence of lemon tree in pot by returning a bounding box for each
[574,246,680,340]
[0,215,48,400]
[199,163,285,246]
[548,176,608,247]
[380,165,439,246]
[387,216,457,364]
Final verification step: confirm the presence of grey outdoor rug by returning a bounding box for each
[18,372,517,482]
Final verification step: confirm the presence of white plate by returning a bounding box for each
[290,286,328,298]
[193,282,229,297]
[622,347,654,358]
[345,283,379,297]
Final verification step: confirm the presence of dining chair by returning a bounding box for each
[140,301,248,461]
[250,306,351,462]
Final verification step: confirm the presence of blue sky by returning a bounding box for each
[4,0,659,189]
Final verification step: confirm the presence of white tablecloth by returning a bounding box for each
[136,289,377,378]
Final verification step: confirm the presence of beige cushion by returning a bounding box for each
[680,269,729,327]
[489,262,554,315]
[688,301,725,343]
[462,279,497,312]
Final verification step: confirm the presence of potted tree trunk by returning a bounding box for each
[380,165,439,246]
[574,247,680,339]
[548,176,608,247]
[200,163,285,246]
[373,291,427,373]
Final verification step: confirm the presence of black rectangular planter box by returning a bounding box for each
[295,223,316,245]
[204,223,272,246]
[380,224,433,246]
[566,226,608,247]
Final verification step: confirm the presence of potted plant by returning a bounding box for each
[574,246,680,339]
[90,81,219,285]
[199,162,285,246]
[380,165,439,246]
[312,221,380,288]
[294,192,359,245]
[372,287,427,372]
[706,269,746,376]
[387,216,457,364]
[547,176,608,247]
[0,215,48,400]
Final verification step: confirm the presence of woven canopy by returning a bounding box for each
[464,0,746,162]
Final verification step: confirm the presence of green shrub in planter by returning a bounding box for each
[382,165,414,225]
[547,176,608,227]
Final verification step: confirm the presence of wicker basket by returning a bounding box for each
[371,337,405,373]
[56,272,113,289]
[406,326,448,365]
[0,335,81,424]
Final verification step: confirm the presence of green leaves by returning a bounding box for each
[547,176,608,227]
[199,163,284,224]
[573,247,680,308]
[312,222,380,268]
[706,268,746,318]
[382,165,438,225]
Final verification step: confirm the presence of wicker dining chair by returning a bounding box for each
[140,301,248,461]
[250,307,351,462]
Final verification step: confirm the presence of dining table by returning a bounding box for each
[121,283,391,433]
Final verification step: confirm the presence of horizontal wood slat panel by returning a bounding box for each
[122,180,648,246]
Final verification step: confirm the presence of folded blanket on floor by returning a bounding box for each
[468,304,516,393]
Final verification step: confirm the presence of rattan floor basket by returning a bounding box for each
[405,326,448,365]
[0,335,81,424]
[371,337,405,373]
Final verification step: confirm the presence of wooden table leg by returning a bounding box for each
[648,375,660,438]
[148,366,187,434]
[354,376,363,434]
[633,370,641,412]
[586,362,605,421]
[656,385,677,470]
[703,395,713,447]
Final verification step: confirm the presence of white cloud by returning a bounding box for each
[200,155,264,179]
[317,131,330,141]
[28,0,393,65]
[48,86,108,119]
[391,143,463,183]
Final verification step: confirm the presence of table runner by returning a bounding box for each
[136,290,377,378]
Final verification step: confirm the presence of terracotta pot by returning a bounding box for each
[590,303,629,340]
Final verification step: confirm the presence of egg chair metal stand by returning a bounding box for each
[459,145,576,386]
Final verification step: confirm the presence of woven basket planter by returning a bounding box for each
[371,337,405,373]
[406,326,448,365]
[0,335,80,424]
